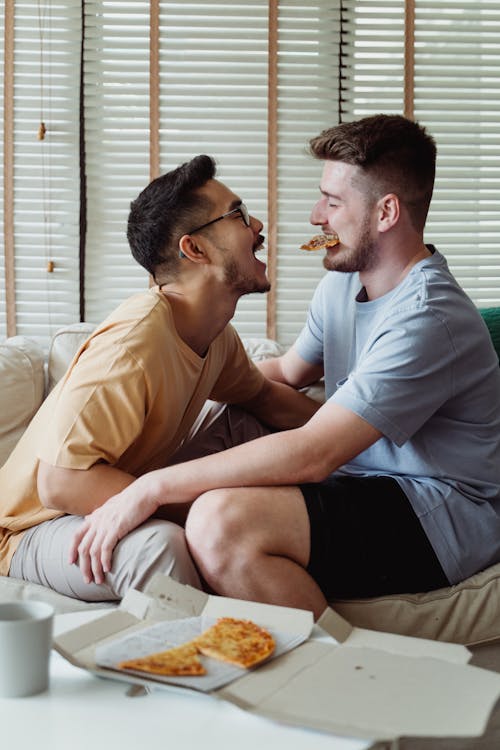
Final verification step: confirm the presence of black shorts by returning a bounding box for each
[300,475,449,600]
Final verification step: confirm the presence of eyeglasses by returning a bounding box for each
[188,202,250,235]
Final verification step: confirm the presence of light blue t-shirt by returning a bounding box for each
[295,248,500,584]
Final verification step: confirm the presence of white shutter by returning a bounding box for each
[157,1,342,345]
[157,0,270,338]
[5,2,500,350]
[83,1,151,324]
[2,1,82,350]
[0,7,5,339]
[340,0,406,119]
[340,0,500,308]
[275,1,341,346]
[414,0,500,306]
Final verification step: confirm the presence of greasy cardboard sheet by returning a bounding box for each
[95,614,308,692]
[54,574,500,742]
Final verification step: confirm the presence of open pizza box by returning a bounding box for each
[54,573,500,741]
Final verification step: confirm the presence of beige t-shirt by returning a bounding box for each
[0,288,265,574]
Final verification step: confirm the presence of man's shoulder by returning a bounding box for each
[80,289,176,365]
[103,288,164,325]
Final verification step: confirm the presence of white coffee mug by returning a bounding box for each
[0,600,54,698]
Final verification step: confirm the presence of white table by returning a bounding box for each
[1,610,372,750]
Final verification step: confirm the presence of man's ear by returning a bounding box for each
[376,193,400,233]
[178,234,210,263]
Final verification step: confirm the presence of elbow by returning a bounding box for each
[301,462,333,485]
[37,461,66,510]
[295,449,334,485]
[295,427,336,484]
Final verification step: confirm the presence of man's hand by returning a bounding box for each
[68,473,162,585]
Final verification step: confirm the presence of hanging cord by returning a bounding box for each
[37,0,46,140]
[37,0,55,339]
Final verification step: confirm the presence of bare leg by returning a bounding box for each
[185,486,327,619]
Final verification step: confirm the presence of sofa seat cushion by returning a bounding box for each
[3,562,499,643]
[331,561,500,646]
[0,336,46,467]
[0,576,113,614]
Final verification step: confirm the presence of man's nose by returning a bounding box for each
[250,214,263,234]
[310,200,324,226]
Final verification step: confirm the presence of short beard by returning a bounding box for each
[223,258,271,295]
[323,217,378,274]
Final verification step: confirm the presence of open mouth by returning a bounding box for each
[253,235,265,254]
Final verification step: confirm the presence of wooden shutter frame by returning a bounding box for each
[404,0,415,120]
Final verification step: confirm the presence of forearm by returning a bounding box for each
[37,460,136,515]
[255,357,289,383]
[147,402,381,510]
[148,426,325,510]
[241,380,320,430]
[256,349,324,390]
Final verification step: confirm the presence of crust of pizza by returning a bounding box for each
[118,642,206,677]
[300,233,339,251]
[194,617,275,669]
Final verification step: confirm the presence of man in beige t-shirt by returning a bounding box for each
[1,155,319,601]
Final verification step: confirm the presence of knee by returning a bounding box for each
[185,489,246,580]
[120,520,201,591]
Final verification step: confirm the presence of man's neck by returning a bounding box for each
[360,242,431,301]
[160,282,239,357]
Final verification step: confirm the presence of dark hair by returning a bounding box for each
[127,154,217,282]
[309,114,436,231]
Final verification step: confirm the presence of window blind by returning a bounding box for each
[275,2,341,346]
[1,1,81,349]
[5,2,499,351]
[158,1,342,344]
[83,2,151,325]
[340,0,500,308]
[83,1,342,345]
[0,4,6,339]
[414,0,500,306]
[340,0,406,118]
[157,0,270,339]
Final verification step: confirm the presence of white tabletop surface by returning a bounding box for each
[0,610,372,750]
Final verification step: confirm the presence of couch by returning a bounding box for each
[1,319,500,644]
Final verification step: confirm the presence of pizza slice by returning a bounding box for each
[193,617,275,669]
[118,642,206,677]
[300,233,339,251]
[116,617,276,677]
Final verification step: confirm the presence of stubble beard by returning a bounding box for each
[323,218,379,274]
[223,257,271,295]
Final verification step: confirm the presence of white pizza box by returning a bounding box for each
[54,573,500,742]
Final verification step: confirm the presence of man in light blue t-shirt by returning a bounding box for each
[69,115,500,620]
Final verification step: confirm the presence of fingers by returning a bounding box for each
[68,519,89,565]
[69,517,118,586]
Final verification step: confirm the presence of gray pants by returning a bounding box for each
[9,402,271,602]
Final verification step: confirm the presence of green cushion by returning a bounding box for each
[479,307,500,362]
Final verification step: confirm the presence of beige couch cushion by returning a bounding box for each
[0,576,112,614]
[0,336,45,467]
[331,561,500,646]
[47,321,96,391]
